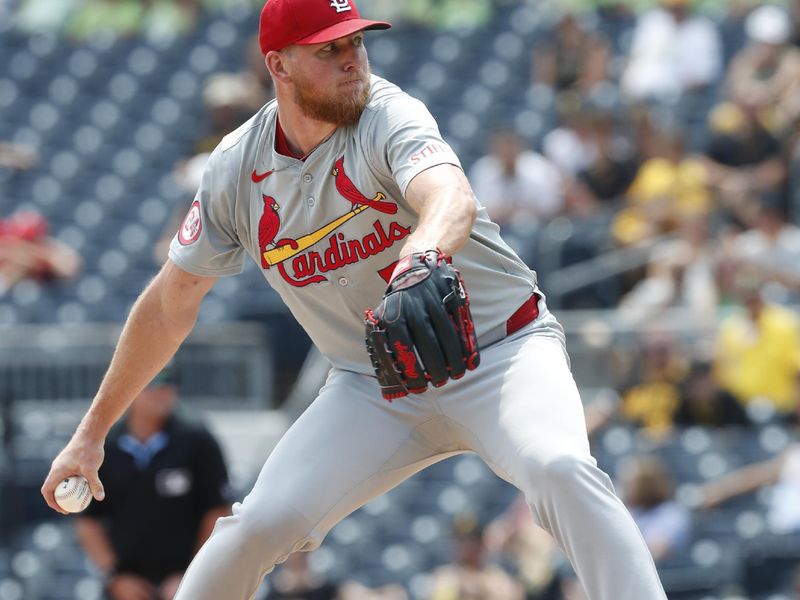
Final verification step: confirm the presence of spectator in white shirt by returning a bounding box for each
[469,130,564,232]
[729,192,800,305]
[621,0,722,103]
[701,443,800,535]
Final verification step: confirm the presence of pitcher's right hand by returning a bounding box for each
[41,433,105,514]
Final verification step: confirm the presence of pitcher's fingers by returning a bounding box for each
[83,470,105,502]
[40,471,70,514]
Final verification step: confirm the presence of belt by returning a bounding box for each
[506,293,540,337]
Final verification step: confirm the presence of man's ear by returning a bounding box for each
[266,50,292,84]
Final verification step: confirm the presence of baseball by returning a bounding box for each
[55,476,92,513]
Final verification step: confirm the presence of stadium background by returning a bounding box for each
[1,0,800,598]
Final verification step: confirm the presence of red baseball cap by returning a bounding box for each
[259,0,391,54]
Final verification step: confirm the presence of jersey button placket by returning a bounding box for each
[303,174,313,184]
[338,277,348,286]
[306,197,315,207]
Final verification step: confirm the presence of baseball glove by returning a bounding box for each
[364,249,480,401]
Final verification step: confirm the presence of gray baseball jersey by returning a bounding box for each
[169,75,538,373]
[169,74,667,600]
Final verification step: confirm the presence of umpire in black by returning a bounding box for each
[74,364,233,600]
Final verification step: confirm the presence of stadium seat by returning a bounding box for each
[743,533,800,596]
[0,578,24,600]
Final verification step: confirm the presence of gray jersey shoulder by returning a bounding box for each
[169,76,541,373]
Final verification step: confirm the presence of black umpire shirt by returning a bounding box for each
[83,412,232,583]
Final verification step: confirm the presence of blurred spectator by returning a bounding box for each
[616,330,690,438]
[674,361,751,428]
[173,36,275,195]
[717,0,754,65]
[75,365,233,600]
[193,72,259,155]
[13,0,81,34]
[792,137,800,223]
[531,12,611,97]
[0,142,38,170]
[727,4,800,137]
[726,191,800,305]
[542,97,598,178]
[793,0,800,48]
[618,455,692,563]
[559,577,587,600]
[359,0,492,30]
[266,552,338,600]
[155,67,263,263]
[483,494,562,600]
[357,0,410,23]
[572,108,638,207]
[167,70,252,215]
[266,550,407,600]
[241,34,276,109]
[338,581,408,600]
[428,513,524,600]
[469,130,564,232]
[714,275,800,418]
[142,0,201,42]
[613,126,711,247]
[0,211,82,297]
[621,0,722,103]
[701,99,787,226]
[64,0,144,41]
[64,0,201,42]
[413,0,492,31]
[700,442,800,534]
[616,213,718,324]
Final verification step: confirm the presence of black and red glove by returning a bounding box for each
[364,249,480,401]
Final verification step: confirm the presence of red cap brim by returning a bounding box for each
[294,18,391,46]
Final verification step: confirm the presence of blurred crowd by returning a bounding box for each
[467,0,800,457]
[3,0,800,598]
[0,141,81,296]
[5,0,498,40]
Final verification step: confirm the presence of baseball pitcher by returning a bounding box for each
[42,1,667,598]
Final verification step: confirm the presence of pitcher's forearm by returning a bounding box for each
[400,164,476,258]
[78,278,200,439]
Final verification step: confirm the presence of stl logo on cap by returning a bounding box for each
[330,0,352,13]
[258,0,390,54]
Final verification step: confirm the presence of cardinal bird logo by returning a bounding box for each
[258,195,281,268]
[258,154,405,271]
[332,156,397,214]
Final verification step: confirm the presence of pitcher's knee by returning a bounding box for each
[524,453,603,493]
[216,500,314,566]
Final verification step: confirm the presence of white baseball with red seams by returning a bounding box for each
[55,476,92,513]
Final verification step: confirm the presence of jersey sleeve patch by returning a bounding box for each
[178,200,203,246]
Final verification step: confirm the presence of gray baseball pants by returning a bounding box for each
[174,316,667,600]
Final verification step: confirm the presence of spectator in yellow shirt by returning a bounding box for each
[613,126,711,247]
[715,277,800,415]
[618,331,690,437]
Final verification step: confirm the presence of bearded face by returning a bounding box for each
[290,61,371,127]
